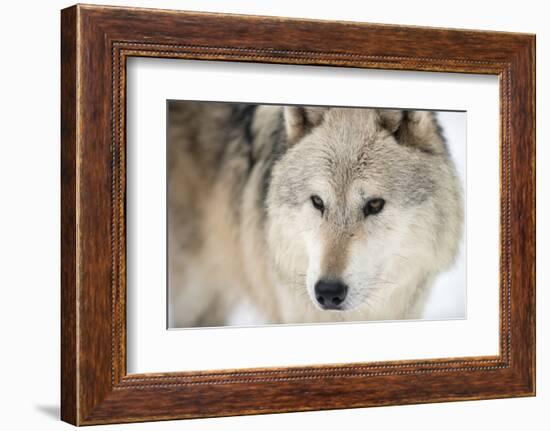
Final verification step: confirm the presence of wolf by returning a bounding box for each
[167,101,463,327]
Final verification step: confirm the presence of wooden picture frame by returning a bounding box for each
[61,4,536,425]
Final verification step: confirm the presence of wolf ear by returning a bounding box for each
[379,110,446,155]
[283,106,327,145]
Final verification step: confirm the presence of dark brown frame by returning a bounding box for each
[61,4,536,426]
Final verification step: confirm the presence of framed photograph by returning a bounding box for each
[61,4,535,425]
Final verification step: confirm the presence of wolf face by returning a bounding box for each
[267,107,463,319]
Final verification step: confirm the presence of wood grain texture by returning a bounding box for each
[60,5,78,425]
[60,4,536,425]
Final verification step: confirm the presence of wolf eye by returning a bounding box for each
[364,198,385,217]
[310,195,325,214]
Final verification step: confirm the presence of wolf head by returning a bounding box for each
[266,106,463,319]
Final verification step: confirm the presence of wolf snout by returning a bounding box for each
[314,279,348,310]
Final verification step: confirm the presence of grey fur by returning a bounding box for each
[168,101,463,327]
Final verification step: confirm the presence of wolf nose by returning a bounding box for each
[314,279,348,310]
